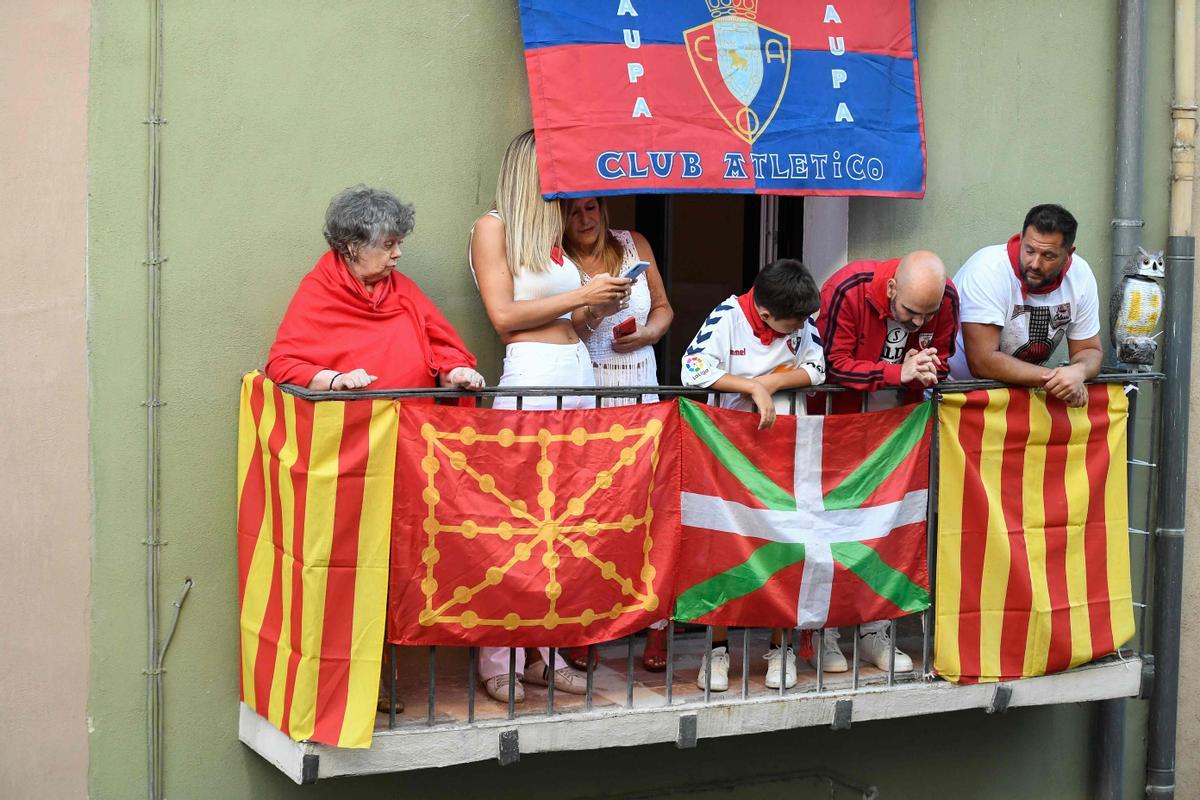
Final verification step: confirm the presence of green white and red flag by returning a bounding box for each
[674,399,932,629]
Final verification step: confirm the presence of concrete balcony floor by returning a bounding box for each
[240,627,1144,784]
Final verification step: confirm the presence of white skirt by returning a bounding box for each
[491,341,597,410]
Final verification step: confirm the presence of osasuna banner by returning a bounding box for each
[675,399,931,628]
[237,373,396,749]
[389,401,681,646]
[933,386,1135,684]
[519,0,926,197]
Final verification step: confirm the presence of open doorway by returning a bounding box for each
[606,194,806,384]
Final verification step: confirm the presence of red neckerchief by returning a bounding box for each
[738,288,786,346]
[1007,233,1073,298]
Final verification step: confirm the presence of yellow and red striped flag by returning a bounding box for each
[237,372,397,748]
[934,384,1134,684]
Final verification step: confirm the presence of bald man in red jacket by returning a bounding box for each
[809,250,959,673]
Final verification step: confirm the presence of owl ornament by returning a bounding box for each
[1109,246,1165,368]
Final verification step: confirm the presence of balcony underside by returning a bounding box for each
[240,640,1144,784]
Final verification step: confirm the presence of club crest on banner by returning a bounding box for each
[685,0,791,144]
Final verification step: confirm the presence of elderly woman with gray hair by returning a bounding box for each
[267,186,484,395]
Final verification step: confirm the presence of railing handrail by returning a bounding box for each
[277,370,1164,402]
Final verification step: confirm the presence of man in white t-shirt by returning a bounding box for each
[948,204,1102,405]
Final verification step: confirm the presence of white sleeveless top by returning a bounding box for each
[579,229,659,406]
[469,210,578,320]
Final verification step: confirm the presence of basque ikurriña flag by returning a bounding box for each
[674,399,931,628]
[934,386,1135,684]
[519,0,925,197]
[389,401,681,647]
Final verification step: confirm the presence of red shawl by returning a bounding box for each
[266,250,476,390]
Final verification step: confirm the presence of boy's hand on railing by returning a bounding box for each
[748,380,777,430]
[331,369,377,390]
[442,367,486,391]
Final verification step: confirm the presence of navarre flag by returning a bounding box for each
[934,385,1135,684]
[519,0,926,197]
[237,373,396,749]
[674,399,931,628]
[389,402,681,646]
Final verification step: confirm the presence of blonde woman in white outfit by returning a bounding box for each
[470,130,631,704]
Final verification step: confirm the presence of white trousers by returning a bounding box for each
[480,341,596,680]
[489,340,597,411]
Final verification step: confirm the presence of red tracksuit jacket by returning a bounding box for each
[814,258,959,414]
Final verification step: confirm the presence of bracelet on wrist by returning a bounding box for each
[330,372,343,390]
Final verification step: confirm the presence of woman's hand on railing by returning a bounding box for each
[331,369,378,390]
[441,367,486,391]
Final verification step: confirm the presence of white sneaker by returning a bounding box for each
[696,646,730,691]
[808,628,848,673]
[523,661,589,695]
[858,628,914,672]
[764,647,797,689]
[483,674,525,703]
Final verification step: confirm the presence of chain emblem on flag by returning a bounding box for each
[416,418,667,631]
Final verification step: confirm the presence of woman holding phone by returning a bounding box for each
[564,196,673,409]
[562,195,674,672]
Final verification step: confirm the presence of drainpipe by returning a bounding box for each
[1110,0,1147,312]
[1146,1,1196,798]
[145,0,167,798]
[1096,2,1145,796]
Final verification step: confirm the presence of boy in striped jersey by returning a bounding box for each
[680,258,825,690]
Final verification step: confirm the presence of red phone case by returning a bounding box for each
[612,317,636,338]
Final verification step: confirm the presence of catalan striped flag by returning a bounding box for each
[237,372,397,748]
[933,384,1134,684]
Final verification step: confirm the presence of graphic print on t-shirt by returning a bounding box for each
[880,319,908,364]
[1006,302,1071,365]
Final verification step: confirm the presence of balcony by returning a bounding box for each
[237,376,1160,784]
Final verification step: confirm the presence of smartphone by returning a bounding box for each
[625,260,651,281]
[612,317,637,338]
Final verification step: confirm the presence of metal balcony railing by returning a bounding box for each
[232,372,1163,784]
[277,373,1162,739]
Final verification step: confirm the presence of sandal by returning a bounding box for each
[642,626,669,672]
[377,690,404,714]
[563,646,600,671]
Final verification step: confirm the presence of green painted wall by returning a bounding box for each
[86,1,1171,798]
[850,3,1174,293]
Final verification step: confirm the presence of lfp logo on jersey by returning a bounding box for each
[519,0,925,198]
[684,1,791,144]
